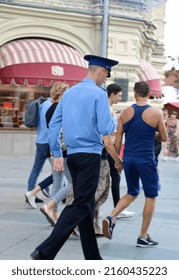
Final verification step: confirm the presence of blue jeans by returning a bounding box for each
[39,175,53,190]
[28,143,51,191]
[51,170,69,207]
[51,157,72,205]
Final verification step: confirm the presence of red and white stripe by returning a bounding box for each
[138,59,162,98]
[0,39,88,69]
[138,59,160,81]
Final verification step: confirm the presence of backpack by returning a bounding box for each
[24,96,44,128]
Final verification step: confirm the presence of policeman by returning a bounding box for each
[31,54,119,260]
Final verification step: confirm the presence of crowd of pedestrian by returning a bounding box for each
[23,54,171,260]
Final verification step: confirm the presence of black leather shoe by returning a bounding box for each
[31,250,42,260]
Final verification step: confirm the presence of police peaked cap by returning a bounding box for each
[84,55,119,77]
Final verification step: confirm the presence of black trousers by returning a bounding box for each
[155,140,162,163]
[108,154,121,207]
[36,153,102,260]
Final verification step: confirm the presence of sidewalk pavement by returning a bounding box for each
[0,154,179,260]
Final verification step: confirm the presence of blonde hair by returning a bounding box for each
[50,82,69,101]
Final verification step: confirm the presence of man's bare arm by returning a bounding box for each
[115,118,124,154]
[103,135,123,173]
[156,111,168,142]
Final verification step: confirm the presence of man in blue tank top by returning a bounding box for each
[102,81,167,247]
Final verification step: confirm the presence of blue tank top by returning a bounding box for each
[123,104,155,156]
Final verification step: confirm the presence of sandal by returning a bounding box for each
[71,229,80,238]
[53,211,59,222]
[95,233,104,237]
[40,205,56,226]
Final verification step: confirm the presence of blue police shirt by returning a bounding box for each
[48,78,117,158]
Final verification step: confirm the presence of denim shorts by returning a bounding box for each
[123,155,159,198]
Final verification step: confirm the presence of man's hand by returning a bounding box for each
[115,158,123,173]
[53,157,64,172]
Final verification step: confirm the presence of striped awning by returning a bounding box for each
[166,102,179,109]
[138,59,162,98]
[0,39,88,86]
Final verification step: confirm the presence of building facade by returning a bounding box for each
[0,0,167,154]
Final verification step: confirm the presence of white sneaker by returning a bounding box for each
[117,209,135,219]
[163,156,168,161]
[24,191,37,209]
